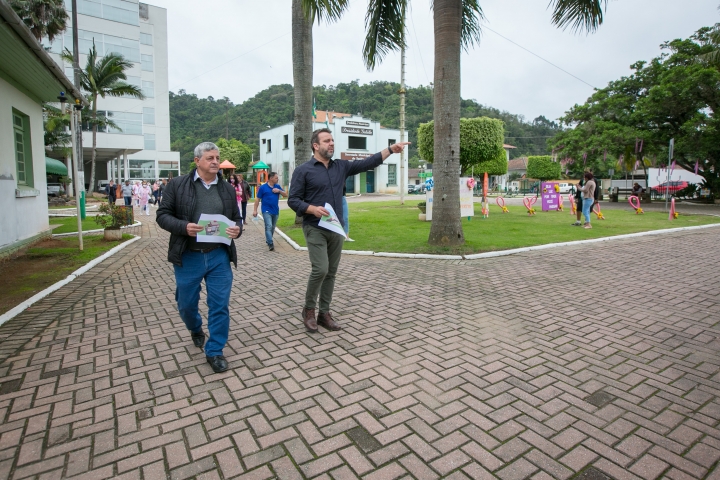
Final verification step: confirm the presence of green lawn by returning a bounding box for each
[276,200,720,255]
[0,235,133,315]
[49,216,105,234]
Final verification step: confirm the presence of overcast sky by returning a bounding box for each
[148,0,718,123]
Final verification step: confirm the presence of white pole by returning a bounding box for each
[399,9,406,205]
[70,105,83,250]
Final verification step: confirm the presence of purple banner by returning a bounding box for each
[541,182,560,211]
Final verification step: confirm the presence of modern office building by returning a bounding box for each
[46,0,179,190]
[259,111,408,194]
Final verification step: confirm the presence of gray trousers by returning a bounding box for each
[303,224,344,312]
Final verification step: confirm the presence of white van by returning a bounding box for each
[97,180,110,192]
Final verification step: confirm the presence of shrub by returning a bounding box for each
[94,203,132,229]
[526,156,561,180]
[417,117,507,176]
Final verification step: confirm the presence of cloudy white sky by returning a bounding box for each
[148,0,718,123]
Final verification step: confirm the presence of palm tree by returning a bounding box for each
[62,42,144,193]
[310,0,608,246]
[9,0,67,42]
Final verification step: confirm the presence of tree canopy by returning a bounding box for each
[526,155,561,180]
[549,25,720,195]
[417,117,507,175]
[9,0,67,42]
[169,81,559,173]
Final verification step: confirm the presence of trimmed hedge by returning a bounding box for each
[417,117,507,175]
[526,155,561,180]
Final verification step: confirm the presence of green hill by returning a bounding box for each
[170,81,560,173]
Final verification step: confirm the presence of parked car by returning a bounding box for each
[408,184,425,194]
[557,182,573,194]
[47,183,62,196]
[651,181,689,194]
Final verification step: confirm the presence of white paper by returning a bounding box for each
[318,203,347,238]
[196,213,236,246]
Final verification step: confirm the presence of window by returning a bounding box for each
[140,32,153,45]
[13,111,32,186]
[348,136,366,149]
[141,54,153,71]
[142,81,154,98]
[158,161,179,179]
[69,0,139,26]
[267,139,272,153]
[58,28,140,62]
[84,111,142,135]
[143,107,155,125]
[388,139,396,147]
[388,164,397,186]
[144,134,156,150]
[283,134,289,149]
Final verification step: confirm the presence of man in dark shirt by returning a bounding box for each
[288,128,409,333]
[156,142,242,374]
[106,180,117,204]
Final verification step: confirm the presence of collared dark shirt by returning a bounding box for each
[288,152,384,228]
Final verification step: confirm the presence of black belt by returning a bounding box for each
[189,245,220,254]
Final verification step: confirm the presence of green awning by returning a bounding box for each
[251,161,269,170]
[45,157,68,176]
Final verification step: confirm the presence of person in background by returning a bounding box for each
[132,181,141,207]
[237,174,252,225]
[138,181,153,216]
[572,179,583,226]
[106,179,117,204]
[578,172,596,229]
[121,180,133,206]
[159,178,166,203]
[152,180,161,206]
[253,172,287,251]
[632,182,644,196]
[342,186,353,242]
[230,175,242,221]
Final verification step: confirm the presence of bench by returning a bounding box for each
[609,187,650,203]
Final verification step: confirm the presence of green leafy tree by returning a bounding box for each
[43,103,71,153]
[62,42,144,193]
[215,138,253,175]
[9,0,67,42]
[417,117,506,175]
[526,156,561,181]
[549,25,720,196]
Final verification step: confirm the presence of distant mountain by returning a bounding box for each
[170,81,560,173]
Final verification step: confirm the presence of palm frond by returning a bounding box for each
[362,0,407,70]
[697,26,720,65]
[548,0,607,33]
[301,0,350,24]
[460,0,484,50]
[103,82,144,99]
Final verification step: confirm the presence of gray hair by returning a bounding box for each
[194,142,219,159]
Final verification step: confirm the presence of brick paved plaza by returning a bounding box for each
[0,209,718,479]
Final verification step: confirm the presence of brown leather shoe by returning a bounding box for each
[302,307,318,333]
[317,311,342,331]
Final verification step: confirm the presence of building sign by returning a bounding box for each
[346,121,370,127]
[341,127,373,135]
[341,152,371,161]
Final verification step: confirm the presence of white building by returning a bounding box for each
[259,112,408,194]
[46,0,179,190]
[0,0,86,256]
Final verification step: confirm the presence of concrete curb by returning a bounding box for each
[274,220,720,261]
[52,221,143,237]
[0,235,141,328]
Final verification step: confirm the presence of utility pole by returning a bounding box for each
[399,8,406,205]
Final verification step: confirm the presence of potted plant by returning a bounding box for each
[94,203,131,240]
[417,201,427,214]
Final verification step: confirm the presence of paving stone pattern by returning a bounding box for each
[0,209,719,479]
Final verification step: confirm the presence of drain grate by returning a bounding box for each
[585,390,615,408]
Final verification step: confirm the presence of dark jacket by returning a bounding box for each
[239,180,252,202]
[156,170,243,267]
[288,152,384,228]
[106,183,117,200]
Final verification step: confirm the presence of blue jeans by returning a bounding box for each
[124,196,132,206]
[582,198,593,224]
[262,212,278,246]
[173,248,233,357]
[342,196,349,235]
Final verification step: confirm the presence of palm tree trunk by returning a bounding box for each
[89,95,98,194]
[292,0,313,224]
[428,0,464,246]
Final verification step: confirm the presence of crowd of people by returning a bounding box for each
[107,179,169,215]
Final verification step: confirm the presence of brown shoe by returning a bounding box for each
[317,311,342,331]
[302,307,318,333]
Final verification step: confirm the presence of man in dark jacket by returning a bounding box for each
[288,128,409,333]
[156,142,242,373]
[106,180,117,204]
